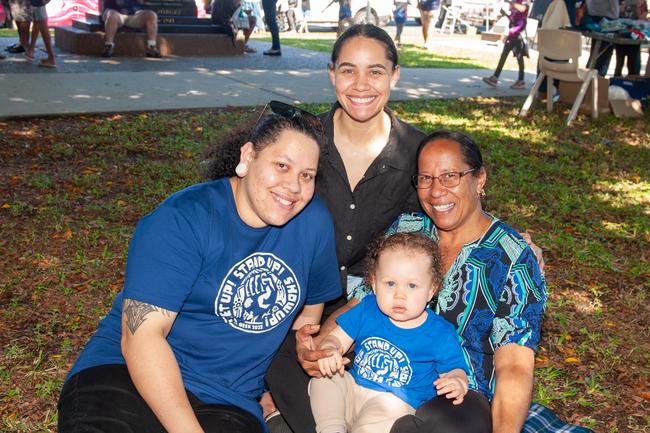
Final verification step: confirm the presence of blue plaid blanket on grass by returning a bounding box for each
[523,403,594,433]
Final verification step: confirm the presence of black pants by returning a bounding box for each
[266,331,317,433]
[262,0,280,49]
[58,364,263,433]
[614,44,641,76]
[391,390,492,433]
[494,37,525,81]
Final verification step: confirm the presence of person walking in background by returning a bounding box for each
[336,0,352,36]
[286,0,299,33]
[298,0,310,33]
[394,0,410,47]
[417,0,441,48]
[614,0,647,76]
[262,0,282,55]
[24,0,56,68]
[482,0,530,89]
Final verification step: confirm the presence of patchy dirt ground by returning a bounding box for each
[1,101,648,432]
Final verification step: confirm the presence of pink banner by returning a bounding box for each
[0,0,205,27]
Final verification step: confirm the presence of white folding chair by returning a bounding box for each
[519,29,598,126]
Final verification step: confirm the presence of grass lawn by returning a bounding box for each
[1,99,649,432]
[253,35,485,69]
[0,27,55,38]
[0,28,18,38]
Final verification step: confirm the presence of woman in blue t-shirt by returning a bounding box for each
[57,102,342,433]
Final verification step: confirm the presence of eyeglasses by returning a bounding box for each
[412,168,477,189]
[253,100,323,134]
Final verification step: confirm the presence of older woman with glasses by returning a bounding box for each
[57,102,341,433]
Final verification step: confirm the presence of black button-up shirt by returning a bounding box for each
[316,105,425,292]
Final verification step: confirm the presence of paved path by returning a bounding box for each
[0,31,536,118]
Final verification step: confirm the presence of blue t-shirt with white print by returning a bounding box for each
[337,294,468,409]
[67,178,341,424]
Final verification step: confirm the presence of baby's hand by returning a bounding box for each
[317,351,344,378]
[433,370,469,405]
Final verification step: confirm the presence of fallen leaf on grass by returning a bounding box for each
[51,229,73,240]
[81,167,99,175]
[564,357,581,364]
[558,346,576,355]
[535,355,550,366]
[65,184,81,193]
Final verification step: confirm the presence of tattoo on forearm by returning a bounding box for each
[123,298,171,335]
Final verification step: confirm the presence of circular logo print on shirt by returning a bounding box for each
[355,337,412,387]
[215,253,301,334]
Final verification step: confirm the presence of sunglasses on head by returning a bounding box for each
[253,100,323,134]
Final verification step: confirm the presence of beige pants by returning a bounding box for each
[102,9,148,29]
[309,372,415,433]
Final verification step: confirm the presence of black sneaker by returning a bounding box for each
[263,48,282,56]
[7,44,26,54]
[101,44,114,58]
[145,46,162,58]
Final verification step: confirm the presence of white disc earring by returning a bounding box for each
[235,163,247,177]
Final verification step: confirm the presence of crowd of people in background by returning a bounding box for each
[3,0,647,72]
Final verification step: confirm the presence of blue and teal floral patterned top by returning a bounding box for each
[351,212,547,400]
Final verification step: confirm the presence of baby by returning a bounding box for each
[309,232,469,433]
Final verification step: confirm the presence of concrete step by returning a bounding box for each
[54,25,244,56]
[72,15,223,34]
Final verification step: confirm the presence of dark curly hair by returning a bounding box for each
[364,232,443,293]
[205,107,325,180]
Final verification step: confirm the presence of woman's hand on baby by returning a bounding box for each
[296,324,348,377]
[434,370,469,405]
[317,351,344,378]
